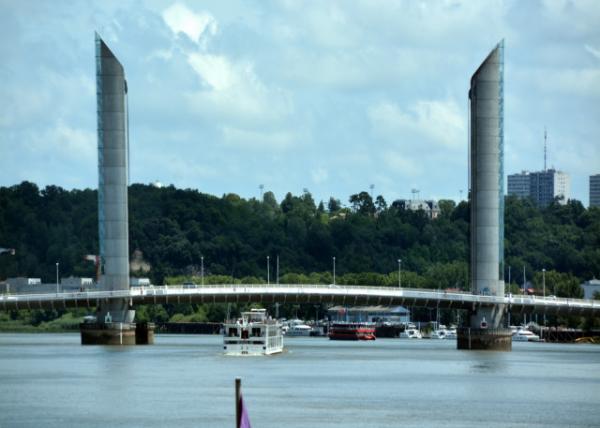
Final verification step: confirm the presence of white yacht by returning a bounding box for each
[444,326,457,340]
[430,324,448,339]
[223,309,283,355]
[400,325,422,339]
[512,326,540,342]
[285,319,313,337]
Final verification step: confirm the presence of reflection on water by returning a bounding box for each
[0,334,599,428]
[467,352,508,373]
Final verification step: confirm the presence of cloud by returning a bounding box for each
[24,122,96,162]
[521,67,600,97]
[188,53,238,91]
[185,52,293,123]
[368,99,466,150]
[162,3,217,45]
[584,44,600,60]
[382,151,423,178]
[221,126,294,150]
[311,167,329,184]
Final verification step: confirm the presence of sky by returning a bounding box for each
[1,0,599,206]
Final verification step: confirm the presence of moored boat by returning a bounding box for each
[512,326,540,342]
[400,323,422,339]
[430,324,447,339]
[285,319,313,336]
[444,326,457,340]
[223,309,283,355]
[400,327,422,339]
[328,322,376,340]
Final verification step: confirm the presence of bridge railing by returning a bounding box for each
[1,284,597,312]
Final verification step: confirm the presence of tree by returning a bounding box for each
[375,195,387,213]
[349,192,375,215]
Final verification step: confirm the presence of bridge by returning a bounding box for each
[2,284,598,316]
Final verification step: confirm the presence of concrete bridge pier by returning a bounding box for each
[457,306,512,351]
[80,299,154,345]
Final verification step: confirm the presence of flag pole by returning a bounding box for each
[235,378,241,428]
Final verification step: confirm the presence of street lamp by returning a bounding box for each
[201,256,204,286]
[55,262,59,293]
[333,257,336,285]
[542,268,547,326]
[398,259,402,288]
[542,268,546,298]
[267,256,270,285]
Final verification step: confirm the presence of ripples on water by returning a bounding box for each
[1,334,599,427]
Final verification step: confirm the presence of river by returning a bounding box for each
[0,333,599,427]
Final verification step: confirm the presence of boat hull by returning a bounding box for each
[328,323,376,341]
[224,342,283,356]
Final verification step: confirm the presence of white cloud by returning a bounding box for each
[522,67,600,97]
[368,99,466,150]
[382,151,423,178]
[584,44,600,60]
[186,53,293,123]
[221,126,294,150]
[162,3,217,44]
[22,122,96,162]
[311,167,329,184]
[188,53,238,91]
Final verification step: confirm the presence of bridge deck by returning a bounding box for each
[1,284,598,316]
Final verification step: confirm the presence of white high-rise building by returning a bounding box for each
[507,169,570,207]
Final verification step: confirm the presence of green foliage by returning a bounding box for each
[0,182,598,295]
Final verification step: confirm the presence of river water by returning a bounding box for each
[0,333,599,427]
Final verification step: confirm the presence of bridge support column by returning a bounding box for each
[80,321,155,345]
[457,306,511,351]
[80,301,154,345]
[457,327,512,351]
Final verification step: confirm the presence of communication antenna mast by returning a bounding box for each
[544,127,547,172]
[369,184,374,199]
[259,184,264,199]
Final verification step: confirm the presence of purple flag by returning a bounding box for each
[239,395,252,428]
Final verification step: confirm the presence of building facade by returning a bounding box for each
[327,306,410,324]
[580,279,600,300]
[394,199,441,219]
[507,171,530,198]
[507,169,570,207]
[590,174,600,208]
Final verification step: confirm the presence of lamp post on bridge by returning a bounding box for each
[267,256,270,285]
[55,262,59,293]
[332,257,336,285]
[398,259,402,288]
[201,256,204,286]
[542,268,546,326]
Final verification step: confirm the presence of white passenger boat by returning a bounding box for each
[223,309,283,355]
[285,319,313,336]
[512,327,540,342]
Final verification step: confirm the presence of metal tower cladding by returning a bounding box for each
[464,40,510,345]
[96,33,130,295]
